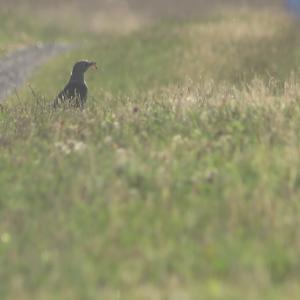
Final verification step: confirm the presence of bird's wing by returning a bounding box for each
[53,83,71,107]
[53,81,88,108]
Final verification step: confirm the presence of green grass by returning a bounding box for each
[0,10,59,54]
[2,7,300,300]
[0,9,98,55]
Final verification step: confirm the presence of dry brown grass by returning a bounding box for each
[176,7,299,85]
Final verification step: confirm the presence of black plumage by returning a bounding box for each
[53,60,97,108]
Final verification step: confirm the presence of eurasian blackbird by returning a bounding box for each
[53,60,97,108]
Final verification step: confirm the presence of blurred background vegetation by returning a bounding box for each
[2,1,300,300]
[0,0,286,33]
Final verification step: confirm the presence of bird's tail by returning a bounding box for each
[52,97,59,109]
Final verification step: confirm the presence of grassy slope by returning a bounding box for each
[0,11,60,54]
[0,9,97,55]
[2,7,300,300]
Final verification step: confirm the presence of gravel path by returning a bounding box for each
[0,43,71,101]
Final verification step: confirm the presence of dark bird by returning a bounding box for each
[53,60,97,108]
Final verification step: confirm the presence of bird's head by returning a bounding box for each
[72,60,97,75]
[70,60,97,81]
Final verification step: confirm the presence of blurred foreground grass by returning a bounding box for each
[2,6,300,300]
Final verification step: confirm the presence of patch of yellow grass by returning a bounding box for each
[179,7,296,81]
[189,8,290,41]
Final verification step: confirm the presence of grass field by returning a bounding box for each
[1,5,300,300]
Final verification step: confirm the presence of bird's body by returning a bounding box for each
[54,80,88,108]
[53,60,97,108]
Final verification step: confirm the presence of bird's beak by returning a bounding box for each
[89,62,97,70]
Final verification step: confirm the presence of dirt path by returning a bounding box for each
[0,43,71,101]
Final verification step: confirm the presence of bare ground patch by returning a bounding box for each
[0,43,70,101]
